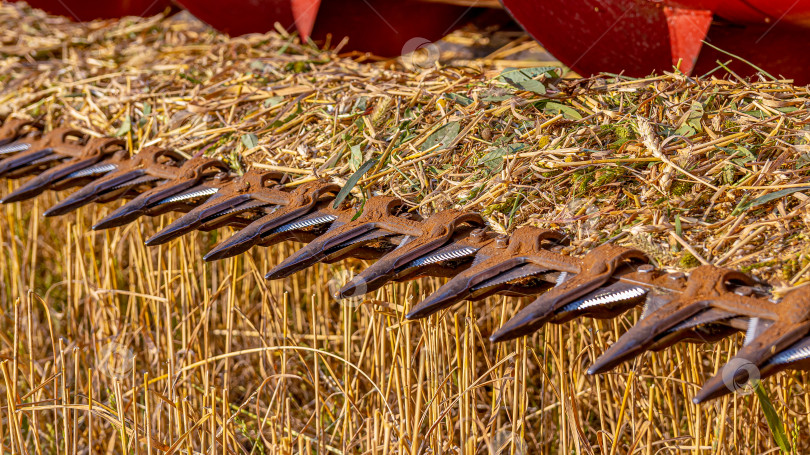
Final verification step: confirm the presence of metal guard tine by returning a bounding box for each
[202,180,341,261]
[42,146,184,216]
[694,285,810,402]
[0,118,42,145]
[1,137,127,203]
[317,197,415,251]
[147,168,293,243]
[387,210,485,270]
[91,156,230,230]
[406,226,574,319]
[4,123,810,404]
[490,244,649,342]
[264,196,416,279]
[587,265,771,375]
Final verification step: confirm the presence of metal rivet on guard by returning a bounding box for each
[470,228,486,239]
[668,272,685,281]
[495,235,508,248]
[638,264,654,273]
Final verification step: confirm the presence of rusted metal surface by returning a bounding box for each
[202,179,343,261]
[406,226,572,319]
[144,168,289,245]
[0,127,94,179]
[91,155,230,230]
[336,208,487,298]
[41,146,189,217]
[1,121,808,403]
[489,243,652,341]
[1,135,126,203]
[587,266,767,374]
[695,285,810,402]
[0,118,42,149]
[265,196,423,280]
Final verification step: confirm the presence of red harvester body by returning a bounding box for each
[172,0,473,57]
[502,0,810,82]
[13,0,810,82]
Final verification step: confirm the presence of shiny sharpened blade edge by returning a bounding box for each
[0,142,31,155]
[640,293,673,320]
[157,187,218,205]
[555,271,571,287]
[744,317,773,346]
[27,153,60,166]
[471,263,548,291]
[215,200,273,218]
[406,246,478,268]
[270,214,337,233]
[767,338,810,366]
[560,286,647,313]
[66,163,118,179]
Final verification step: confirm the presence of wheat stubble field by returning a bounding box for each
[2,3,810,454]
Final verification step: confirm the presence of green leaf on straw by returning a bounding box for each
[754,381,791,453]
[333,158,377,209]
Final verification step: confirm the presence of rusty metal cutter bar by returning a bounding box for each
[1,117,807,403]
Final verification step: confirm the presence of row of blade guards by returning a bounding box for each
[1,118,809,403]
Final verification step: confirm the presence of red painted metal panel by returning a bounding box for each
[175,0,472,57]
[501,0,677,77]
[502,0,810,83]
[663,6,713,73]
[744,0,810,26]
[11,0,172,20]
[172,0,297,38]
[696,22,810,82]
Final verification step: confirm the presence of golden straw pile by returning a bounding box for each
[1,2,809,453]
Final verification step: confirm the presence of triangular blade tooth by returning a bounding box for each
[407,258,504,319]
[587,302,707,375]
[330,228,392,249]
[156,186,219,206]
[65,163,118,179]
[0,142,31,155]
[26,152,61,166]
[640,293,672,319]
[405,244,479,268]
[407,277,471,319]
[43,170,145,217]
[145,195,256,245]
[559,282,647,313]
[92,183,214,231]
[744,317,774,346]
[767,337,810,366]
[694,317,810,404]
[269,214,338,234]
[204,207,333,262]
[1,158,101,204]
[393,235,414,250]
[0,148,54,176]
[215,199,273,217]
[265,225,387,280]
[555,271,571,287]
[471,263,548,291]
